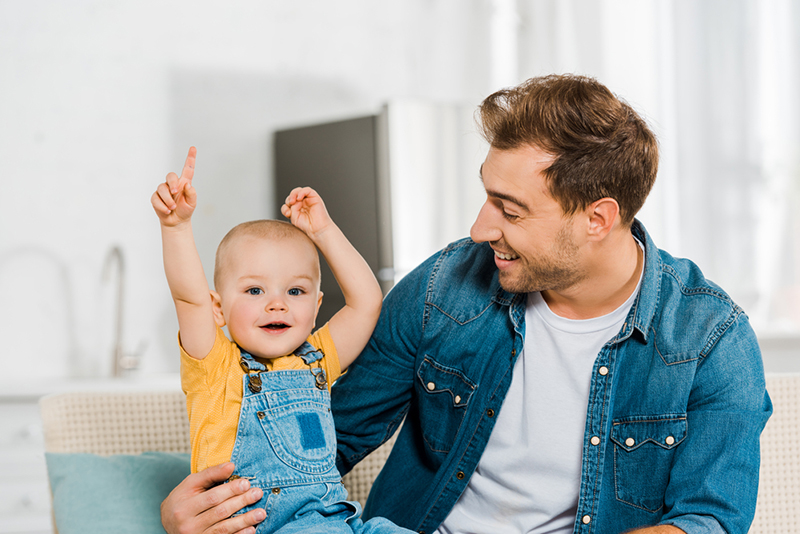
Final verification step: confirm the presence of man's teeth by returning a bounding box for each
[495,251,518,260]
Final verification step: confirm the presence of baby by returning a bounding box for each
[151,147,412,533]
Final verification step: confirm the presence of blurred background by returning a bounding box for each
[0,0,798,401]
[1,1,799,531]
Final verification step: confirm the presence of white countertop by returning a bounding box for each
[0,373,182,401]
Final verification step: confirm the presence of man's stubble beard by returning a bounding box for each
[497,223,586,294]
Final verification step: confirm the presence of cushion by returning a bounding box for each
[45,451,190,534]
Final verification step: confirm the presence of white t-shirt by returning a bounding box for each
[436,250,643,534]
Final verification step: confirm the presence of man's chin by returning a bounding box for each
[498,272,533,294]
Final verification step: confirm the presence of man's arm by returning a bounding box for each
[655,313,771,533]
[331,247,435,474]
[281,187,382,370]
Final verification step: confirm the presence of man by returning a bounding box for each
[161,74,772,534]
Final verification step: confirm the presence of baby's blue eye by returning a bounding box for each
[246,287,263,295]
[288,288,303,296]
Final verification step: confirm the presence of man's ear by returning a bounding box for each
[210,291,226,327]
[586,197,620,241]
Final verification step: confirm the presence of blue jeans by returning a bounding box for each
[231,344,412,534]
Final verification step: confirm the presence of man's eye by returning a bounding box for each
[502,211,520,221]
[246,288,263,295]
[288,288,304,296]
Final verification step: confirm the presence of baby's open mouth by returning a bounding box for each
[261,322,290,332]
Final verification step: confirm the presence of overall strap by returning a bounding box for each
[294,341,324,364]
[238,349,266,394]
[238,349,267,372]
[238,342,328,392]
[295,341,328,390]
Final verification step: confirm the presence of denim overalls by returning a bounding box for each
[231,342,412,534]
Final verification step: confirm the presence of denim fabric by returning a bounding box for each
[231,344,413,534]
[332,220,772,534]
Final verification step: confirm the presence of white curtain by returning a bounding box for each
[507,0,800,336]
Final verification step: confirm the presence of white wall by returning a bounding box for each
[2,0,796,381]
[0,0,496,379]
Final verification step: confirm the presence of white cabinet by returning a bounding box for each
[0,400,53,534]
[0,374,180,534]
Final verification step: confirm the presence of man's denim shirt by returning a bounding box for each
[332,221,772,534]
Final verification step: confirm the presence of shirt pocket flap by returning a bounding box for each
[611,416,687,452]
[417,357,476,407]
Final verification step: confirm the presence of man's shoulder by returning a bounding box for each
[387,238,509,325]
[635,221,742,322]
[397,238,497,287]
[647,247,754,360]
[655,248,739,310]
[633,221,754,358]
[418,238,503,299]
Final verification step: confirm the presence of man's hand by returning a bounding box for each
[152,146,198,228]
[280,186,334,240]
[624,526,686,534]
[161,462,265,534]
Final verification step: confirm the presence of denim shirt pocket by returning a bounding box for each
[611,415,687,513]
[416,357,476,453]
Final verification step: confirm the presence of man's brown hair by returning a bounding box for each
[477,74,659,225]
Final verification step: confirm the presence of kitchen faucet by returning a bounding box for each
[102,245,142,376]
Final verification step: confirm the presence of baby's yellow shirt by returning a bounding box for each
[180,324,341,473]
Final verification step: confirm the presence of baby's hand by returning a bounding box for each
[152,147,197,227]
[281,187,333,239]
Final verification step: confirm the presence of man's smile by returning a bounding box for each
[493,249,519,261]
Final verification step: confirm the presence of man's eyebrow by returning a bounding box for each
[478,164,531,212]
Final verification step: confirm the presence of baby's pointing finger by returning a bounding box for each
[180,146,197,184]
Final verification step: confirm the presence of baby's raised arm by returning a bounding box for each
[151,147,217,360]
[281,187,382,370]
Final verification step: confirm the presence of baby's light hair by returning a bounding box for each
[213,220,318,290]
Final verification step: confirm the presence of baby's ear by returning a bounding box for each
[313,291,324,326]
[210,291,226,327]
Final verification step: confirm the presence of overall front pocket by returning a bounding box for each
[611,415,687,512]
[258,397,337,474]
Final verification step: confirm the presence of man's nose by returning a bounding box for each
[470,201,501,243]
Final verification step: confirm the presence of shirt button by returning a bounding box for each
[625,438,635,447]
[454,395,462,404]
[665,435,675,445]
[456,471,465,479]
[598,366,609,376]
[272,487,281,494]
[486,408,495,417]
[582,515,591,524]
[427,382,435,391]
[590,436,601,446]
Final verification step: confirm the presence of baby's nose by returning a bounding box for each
[266,298,287,311]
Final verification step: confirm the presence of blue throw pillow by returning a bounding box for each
[45,451,190,534]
